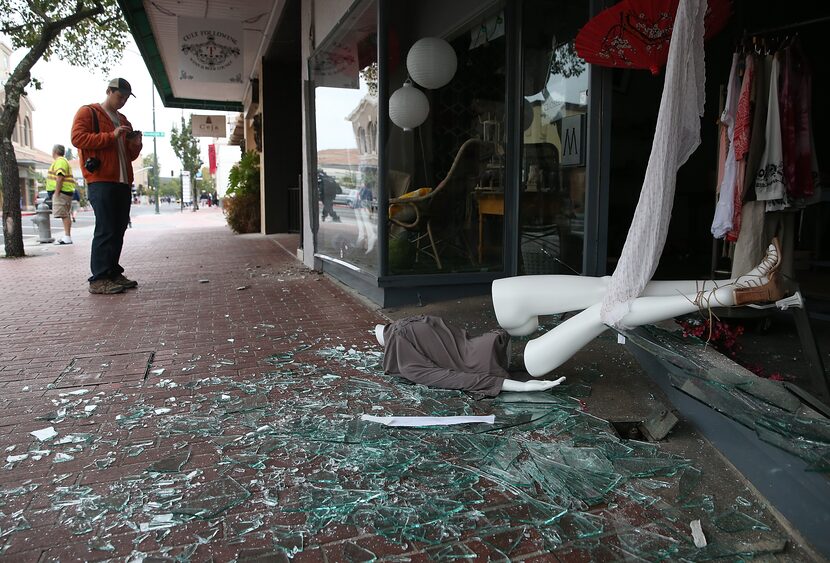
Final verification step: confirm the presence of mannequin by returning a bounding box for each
[492,240,782,376]
[375,317,566,396]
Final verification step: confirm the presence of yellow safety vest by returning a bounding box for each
[46,156,77,194]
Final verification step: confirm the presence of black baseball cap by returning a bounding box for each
[108,78,136,98]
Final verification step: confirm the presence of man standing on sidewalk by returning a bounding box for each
[46,144,76,245]
[71,78,143,294]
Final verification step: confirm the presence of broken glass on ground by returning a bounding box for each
[0,338,794,559]
[620,325,830,469]
[175,476,250,519]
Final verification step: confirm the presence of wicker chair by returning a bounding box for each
[388,138,493,269]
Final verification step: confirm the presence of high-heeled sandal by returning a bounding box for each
[734,271,785,306]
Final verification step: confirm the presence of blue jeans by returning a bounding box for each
[87,182,132,282]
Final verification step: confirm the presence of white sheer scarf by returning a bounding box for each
[600,0,707,327]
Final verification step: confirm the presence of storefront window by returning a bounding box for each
[384,3,506,275]
[520,0,589,275]
[310,0,378,274]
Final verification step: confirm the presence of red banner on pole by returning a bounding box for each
[208,144,217,174]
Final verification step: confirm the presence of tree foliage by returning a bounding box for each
[226,150,260,197]
[170,116,203,209]
[199,165,216,195]
[1,0,128,257]
[0,0,127,70]
[224,150,260,234]
[142,153,160,192]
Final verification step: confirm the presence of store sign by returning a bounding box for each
[560,114,585,167]
[191,115,227,138]
[178,17,243,83]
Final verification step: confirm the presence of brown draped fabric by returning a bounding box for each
[381,316,508,397]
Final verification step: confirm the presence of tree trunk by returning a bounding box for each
[1,138,24,257]
[192,173,200,211]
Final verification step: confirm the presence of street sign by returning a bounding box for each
[143,131,165,137]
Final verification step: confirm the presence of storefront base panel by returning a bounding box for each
[317,256,501,307]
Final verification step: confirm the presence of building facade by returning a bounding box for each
[0,43,53,210]
[122,0,829,306]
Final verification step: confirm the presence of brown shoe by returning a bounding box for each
[112,274,138,289]
[89,279,126,294]
[734,271,785,306]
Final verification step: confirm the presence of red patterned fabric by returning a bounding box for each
[780,42,814,199]
[575,0,731,75]
[727,54,754,242]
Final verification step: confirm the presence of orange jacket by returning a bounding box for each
[71,103,142,185]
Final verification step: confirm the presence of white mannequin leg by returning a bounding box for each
[493,242,778,336]
[495,242,781,372]
[523,284,737,376]
[492,275,610,335]
[493,276,737,336]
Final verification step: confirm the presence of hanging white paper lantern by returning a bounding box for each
[406,37,457,89]
[389,80,429,131]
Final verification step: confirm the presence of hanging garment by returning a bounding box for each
[601,0,706,327]
[711,52,741,238]
[727,54,755,242]
[715,122,728,192]
[730,200,766,277]
[807,128,823,205]
[755,54,786,203]
[381,316,508,397]
[780,41,814,200]
[742,54,770,198]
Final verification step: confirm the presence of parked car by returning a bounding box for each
[35,190,52,210]
[333,187,359,208]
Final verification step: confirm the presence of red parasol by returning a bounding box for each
[575,0,731,75]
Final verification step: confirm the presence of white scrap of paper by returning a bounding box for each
[690,519,707,548]
[30,427,58,441]
[360,414,495,427]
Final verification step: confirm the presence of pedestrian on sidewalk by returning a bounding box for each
[318,170,341,223]
[71,78,143,295]
[46,144,77,245]
[71,188,80,223]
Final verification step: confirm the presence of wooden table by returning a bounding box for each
[474,190,565,264]
[475,190,504,263]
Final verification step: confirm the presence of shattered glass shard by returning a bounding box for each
[174,476,250,519]
[147,449,191,473]
[225,514,264,538]
[681,494,716,513]
[713,508,771,533]
[343,540,377,562]
[612,456,689,478]
[271,526,305,556]
[677,466,702,502]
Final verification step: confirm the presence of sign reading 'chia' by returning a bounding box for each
[178,17,243,83]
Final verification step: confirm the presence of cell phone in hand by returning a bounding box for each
[126,130,141,139]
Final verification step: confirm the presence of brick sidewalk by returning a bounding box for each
[0,210,388,560]
[0,209,805,561]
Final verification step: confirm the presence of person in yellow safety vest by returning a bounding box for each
[46,144,77,245]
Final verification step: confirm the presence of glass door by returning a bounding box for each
[519,0,589,275]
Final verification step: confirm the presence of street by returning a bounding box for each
[3,202,199,248]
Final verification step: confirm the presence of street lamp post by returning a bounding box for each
[152,84,160,215]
